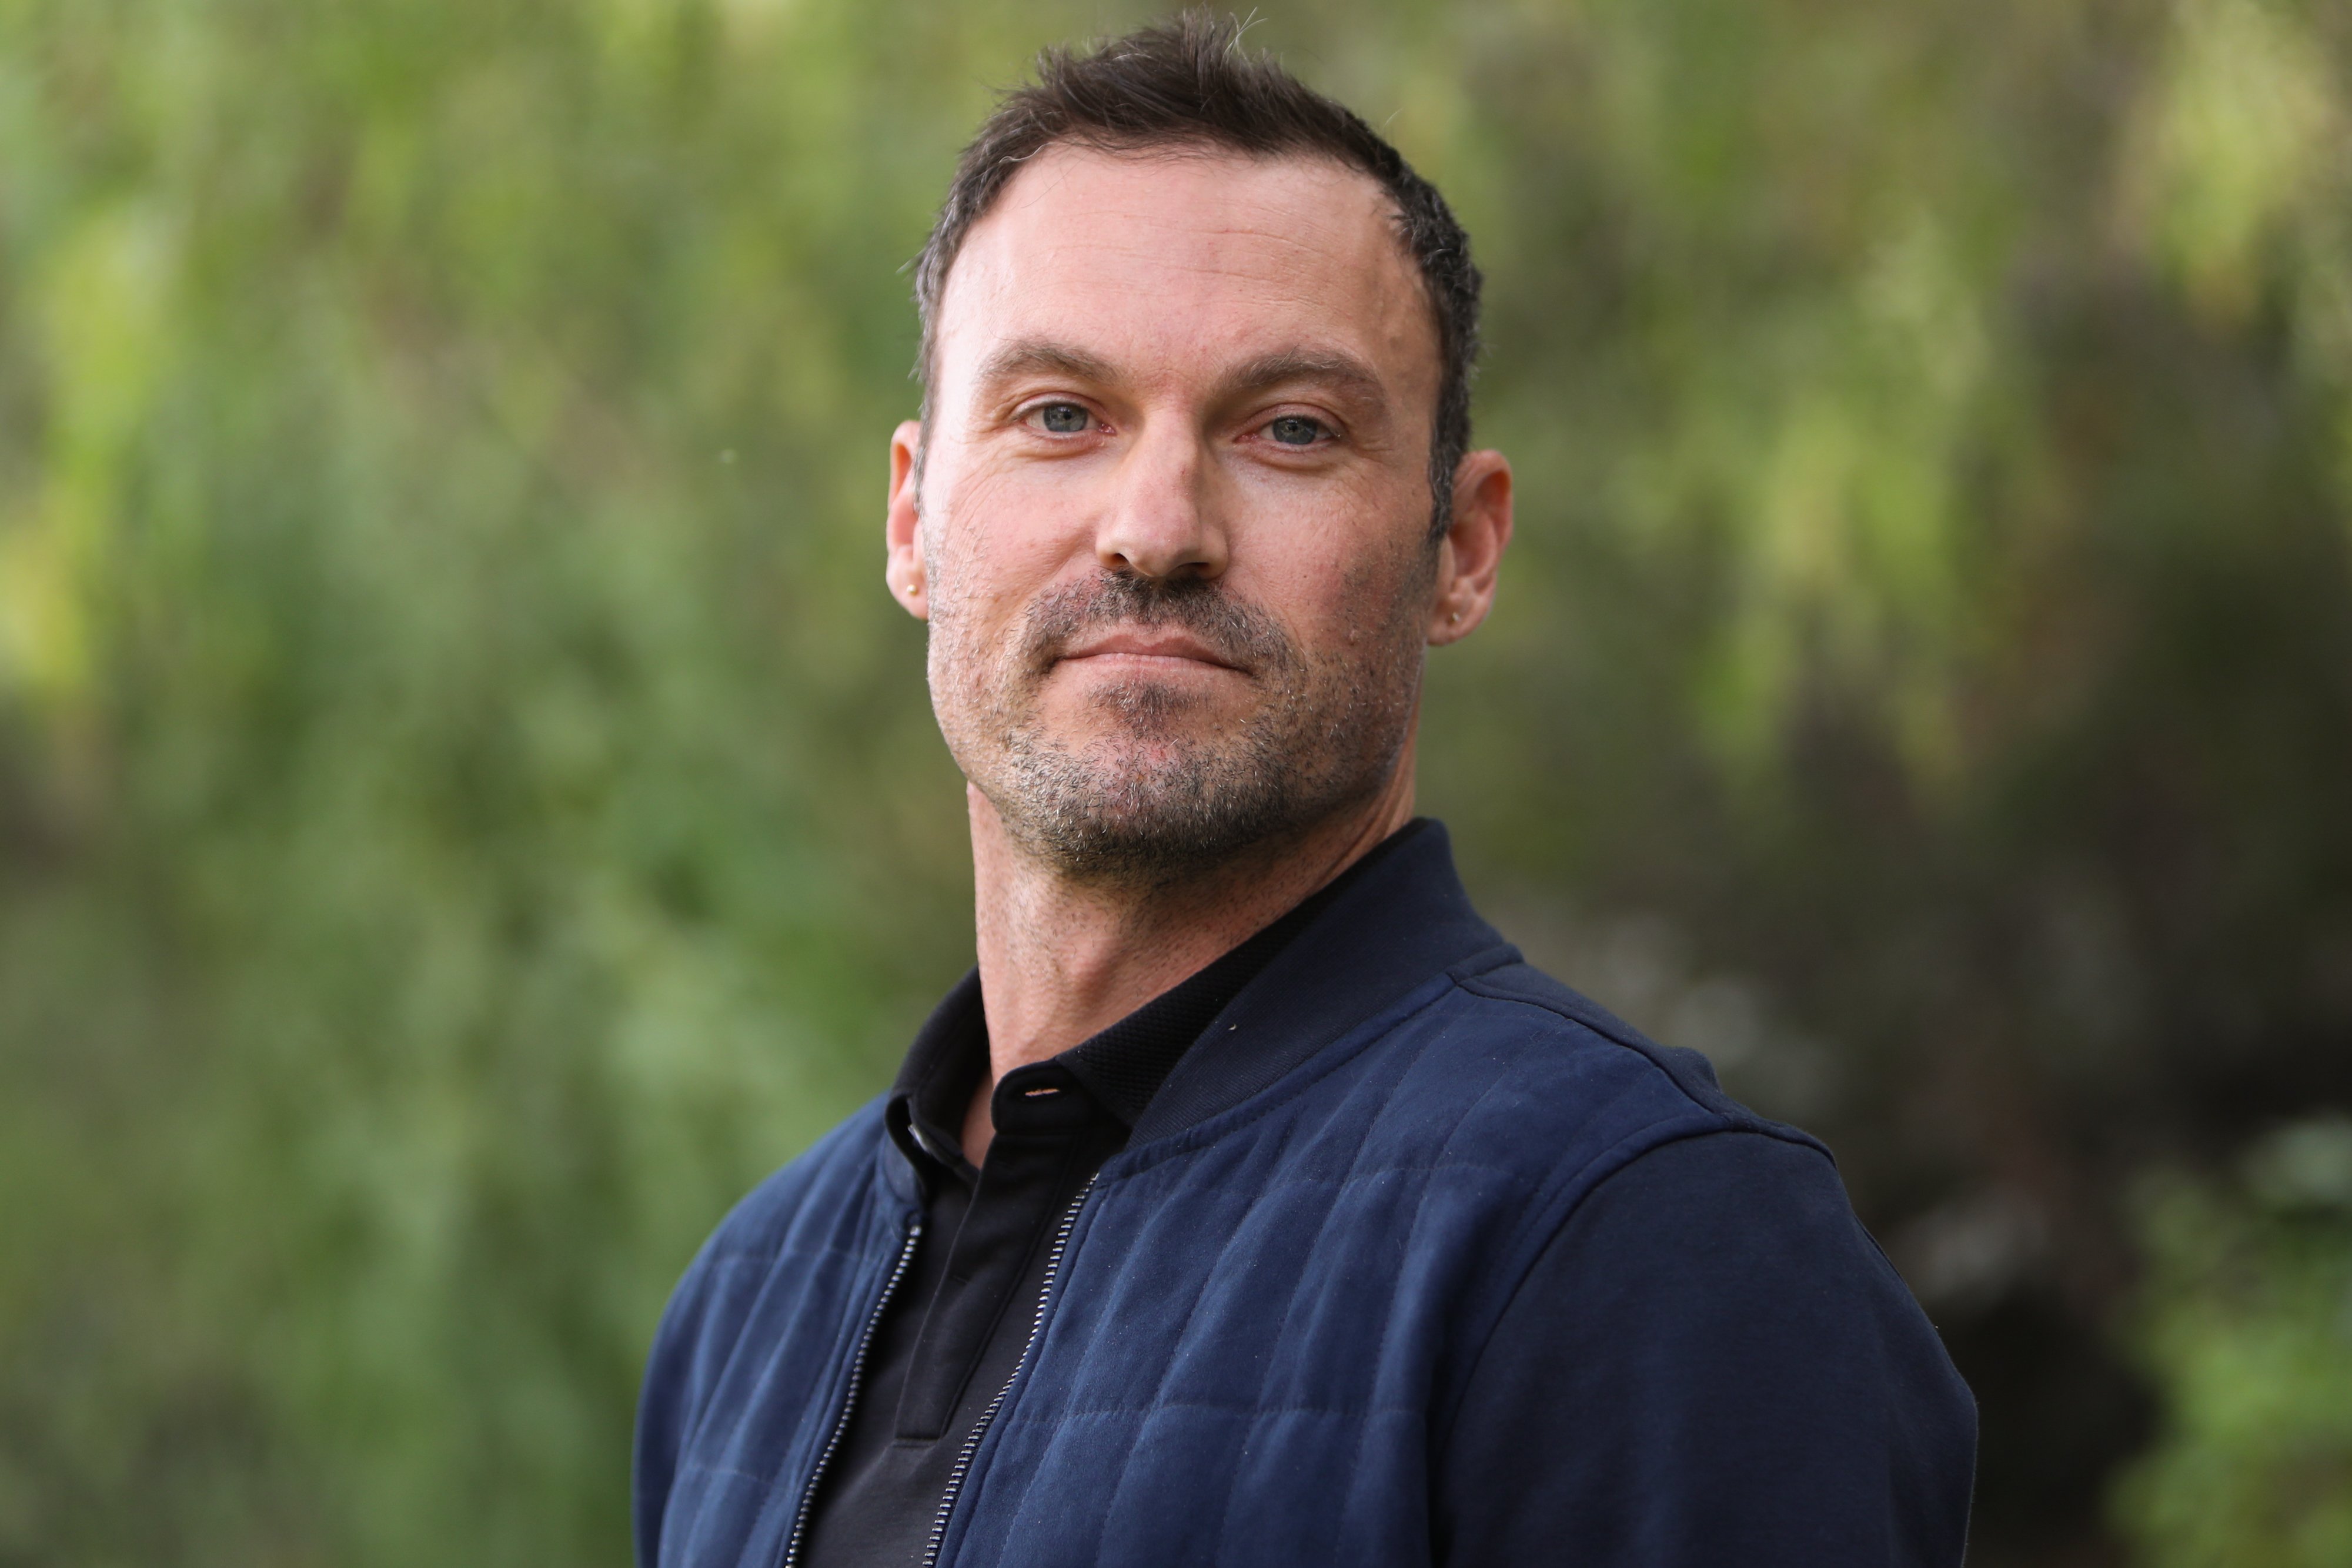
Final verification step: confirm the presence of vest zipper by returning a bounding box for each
[918,1175,1097,1568]
[779,1215,923,1568]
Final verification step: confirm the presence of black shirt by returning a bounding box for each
[797,829,1423,1567]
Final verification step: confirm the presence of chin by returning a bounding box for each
[1087,671,1241,731]
[988,730,1304,884]
[1067,713,1230,761]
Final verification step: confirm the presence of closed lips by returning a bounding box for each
[1057,631,1240,669]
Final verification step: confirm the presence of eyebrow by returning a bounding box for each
[973,339,1120,392]
[971,337,1391,417]
[1211,347,1388,411]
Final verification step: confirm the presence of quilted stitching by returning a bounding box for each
[646,974,1750,1568]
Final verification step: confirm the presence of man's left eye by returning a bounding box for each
[1264,416,1325,447]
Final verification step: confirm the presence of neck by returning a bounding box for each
[967,738,1420,1092]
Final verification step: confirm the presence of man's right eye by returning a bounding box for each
[1033,403,1093,434]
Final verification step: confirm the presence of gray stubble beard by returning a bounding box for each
[928,567,1427,888]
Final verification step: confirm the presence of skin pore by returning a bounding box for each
[883,146,1513,1164]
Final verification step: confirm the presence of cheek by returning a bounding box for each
[1242,511,1432,650]
[926,462,1098,613]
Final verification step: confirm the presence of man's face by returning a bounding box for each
[897,146,1451,881]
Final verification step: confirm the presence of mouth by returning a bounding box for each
[1053,628,1244,674]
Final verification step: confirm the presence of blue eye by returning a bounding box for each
[1037,403,1091,434]
[1266,415,1324,447]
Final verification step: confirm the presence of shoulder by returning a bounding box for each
[1539,1126,1885,1302]
[1373,955,1825,1195]
[1445,956,1775,1126]
[1428,959,1895,1302]
[1225,952,1839,1299]
[1389,958,1924,1341]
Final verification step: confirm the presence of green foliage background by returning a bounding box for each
[2,1,2348,1563]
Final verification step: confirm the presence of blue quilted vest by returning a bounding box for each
[634,825,1832,1567]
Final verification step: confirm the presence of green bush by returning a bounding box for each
[2114,1121,2352,1568]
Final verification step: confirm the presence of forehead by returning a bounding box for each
[931,145,1439,405]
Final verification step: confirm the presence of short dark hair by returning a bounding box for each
[913,11,1482,538]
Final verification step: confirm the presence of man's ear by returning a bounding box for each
[886,419,928,620]
[1427,449,1513,645]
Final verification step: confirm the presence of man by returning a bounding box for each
[634,15,1976,1567]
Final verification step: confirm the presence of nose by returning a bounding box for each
[1095,421,1228,582]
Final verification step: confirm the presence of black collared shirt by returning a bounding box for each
[796,828,1425,1568]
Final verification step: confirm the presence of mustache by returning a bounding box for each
[1020,572,1297,676]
